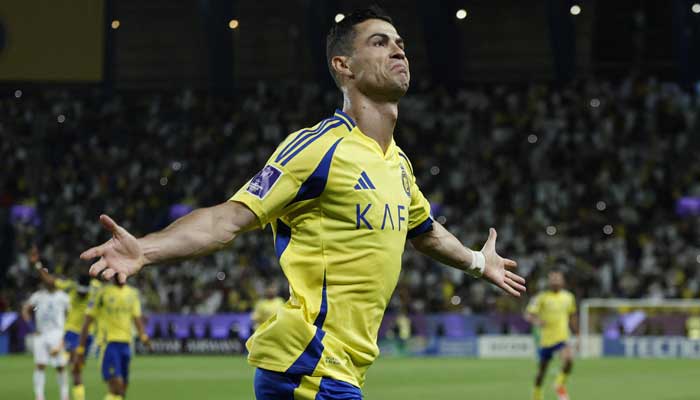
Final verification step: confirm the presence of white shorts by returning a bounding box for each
[33,331,67,367]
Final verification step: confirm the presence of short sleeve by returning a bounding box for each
[27,293,38,306]
[86,289,102,317]
[526,295,541,315]
[230,123,344,227]
[131,289,142,318]
[399,152,433,239]
[55,278,73,291]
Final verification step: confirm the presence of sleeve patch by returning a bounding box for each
[246,165,283,199]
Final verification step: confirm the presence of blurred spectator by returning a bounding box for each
[1,76,699,315]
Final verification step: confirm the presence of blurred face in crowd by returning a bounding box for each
[548,271,565,292]
[339,19,410,102]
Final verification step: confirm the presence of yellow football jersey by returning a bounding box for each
[231,109,433,387]
[55,278,102,333]
[252,297,285,329]
[527,290,576,347]
[86,284,142,343]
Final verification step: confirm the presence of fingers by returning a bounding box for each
[489,227,497,241]
[101,268,117,281]
[88,258,108,278]
[80,244,106,260]
[99,214,121,235]
[117,272,127,284]
[499,282,520,297]
[506,270,526,285]
[505,276,526,292]
[504,258,518,269]
[483,228,497,252]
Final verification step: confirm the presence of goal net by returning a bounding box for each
[579,298,700,358]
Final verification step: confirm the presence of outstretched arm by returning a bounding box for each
[81,201,259,283]
[28,246,57,288]
[410,222,526,297]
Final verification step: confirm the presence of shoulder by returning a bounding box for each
[271,114,352,170]
[564,290,576,301]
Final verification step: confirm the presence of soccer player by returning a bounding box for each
[76,282,150,400]
[22,270,71,400]
[251,284,285,330]
[525,270,578,400]
[30,245,101,400]
[81,6,526,399]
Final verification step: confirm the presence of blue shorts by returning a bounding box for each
[64,331,93,353]
[254,368,362,400]
[538,341,566,362]
[101,342,131,383]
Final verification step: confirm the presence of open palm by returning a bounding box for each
[480,228,526,297]
[80,214,145,283]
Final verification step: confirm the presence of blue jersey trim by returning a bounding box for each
[288,138,343,205]
[407,217,434,239]
[285,327,326,375]
[313,272,328,329]
[274,219,292,259]
[276,118,335,163]
[334,109,356,130]
[398,152,414,175]
[279,121,343,166]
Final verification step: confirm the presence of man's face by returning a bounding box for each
[549,272,565,291]
[346,19,410,101]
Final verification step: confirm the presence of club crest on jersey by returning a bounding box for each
[400,164,411,197]
[247,165,283,199]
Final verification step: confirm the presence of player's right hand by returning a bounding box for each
[81,214,146,284]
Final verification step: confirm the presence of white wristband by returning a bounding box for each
[468,250,485,278]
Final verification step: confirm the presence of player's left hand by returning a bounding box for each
[480,228,526,297]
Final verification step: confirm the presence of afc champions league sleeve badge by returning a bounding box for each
[400,164,411,197]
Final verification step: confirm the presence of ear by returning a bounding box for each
[331,55,353,82]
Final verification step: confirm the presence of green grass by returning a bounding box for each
[0,355,697,399]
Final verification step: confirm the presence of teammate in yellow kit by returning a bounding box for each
[526,270,578,400]
[76,283,149,400]
[30,245,101,400]
[81,6,526,399]
[251,284,285,330]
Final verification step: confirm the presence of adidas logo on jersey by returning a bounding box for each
[354,171,376,190]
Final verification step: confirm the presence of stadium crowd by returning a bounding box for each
[1,76,699,316]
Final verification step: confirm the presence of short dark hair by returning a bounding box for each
[326,5,394,88]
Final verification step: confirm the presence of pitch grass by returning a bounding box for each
[1,355,697,399]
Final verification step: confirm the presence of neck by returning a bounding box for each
[342,88,398,153]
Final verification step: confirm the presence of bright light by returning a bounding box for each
[528,134,538,144]
[603,225,613,235]
[335,13,345,23]
[171,161,182,171]
[14,90,22,98]
[693,3,700,14]
[450,296,461,306]
[456,9,468,20]
[160,177,168,186]
[111,20,120,30]
[570,5,582,16]
[596,201,607,211]
[546,226,557,236]
[216,271,226,281]
[590,98,600,108]
[696,254,700,264]
[437,216,447,224]
[430,166,440,175]
[57,115,65,123]
[228,19,239,30]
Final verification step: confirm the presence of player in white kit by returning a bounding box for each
[22,270,71,400]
